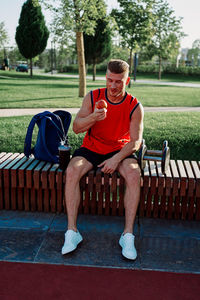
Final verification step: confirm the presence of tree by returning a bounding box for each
[111,0,153,84]
[147,0,184,79]
[0,22,9,48]
[84,18,112,81]
[187,40,200,67]
[15,0,49,77]
[192,39,200,49]
[43,0,106,97]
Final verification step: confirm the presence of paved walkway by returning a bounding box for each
[0,106,200,117]
[0,210,200,273]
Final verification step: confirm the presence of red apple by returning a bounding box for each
[96,100,107,109]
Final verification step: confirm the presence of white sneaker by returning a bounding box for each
[119,233,137,260]
[61,230,83,255]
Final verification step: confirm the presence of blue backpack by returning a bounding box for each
[24,110,72,163]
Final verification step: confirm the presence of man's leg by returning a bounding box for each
[118,158,141,259]
[65,156,93,231]
[118,158,141,233]
[62,156,93,255]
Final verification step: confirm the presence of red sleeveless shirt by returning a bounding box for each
[82,88,140,154]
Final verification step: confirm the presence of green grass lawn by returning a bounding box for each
[1,70,200,108]
[0,112,199,161]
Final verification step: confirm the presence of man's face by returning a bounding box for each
[106,70,130,100]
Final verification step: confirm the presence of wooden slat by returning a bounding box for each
[156,161,166,218]
[41,162,52,189]
[11,156,28,188]
[33,161,46,189]
[184,161,195,220]
[79,174,86,214]
[1,153,21,210]
[88,170,94,192]
[191,161,200,197]
[26,159,40,188]
[44,189,50,212]
[17,188,23,210]
[0,152,7,159]
[84,185,89,214]
[177,160,187,197]
[18,157,35,188]
[56,169,63,212]
[37,188,43,212]
[49,164,59,189]
[165,161,173,219]
[96,168,103,215]
[111,172,118,216]
[104,173,110,216]
[24,187,30,211]
[88,169,96,214]
[191,161,200,220]
[148,161,157,218]
[140,162,150,217]
[30,187,37,212]
[118,175,124,216]
[170,160,181,219]
[0,153,19,190]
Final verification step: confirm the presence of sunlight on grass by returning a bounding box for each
[1,71,200,108]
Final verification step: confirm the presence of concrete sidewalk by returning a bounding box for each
[0,210,200,273]
[1,106,200,117]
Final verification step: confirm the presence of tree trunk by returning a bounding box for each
[93,61,96,81]
[158,56,162,80]
[128,48,133,88]
[76,31,86,97]
[30,58,33,77]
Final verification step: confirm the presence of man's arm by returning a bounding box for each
[73,92,107,134]
[98,104,144,173]
[113,103,144,161]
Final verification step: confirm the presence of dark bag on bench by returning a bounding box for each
[24,110,72,163]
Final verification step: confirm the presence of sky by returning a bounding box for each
[0,0,199,50]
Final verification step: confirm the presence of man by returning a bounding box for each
[62,59,144,260]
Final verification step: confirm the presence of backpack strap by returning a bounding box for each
[53,110,72,144]
[24,111,57,158]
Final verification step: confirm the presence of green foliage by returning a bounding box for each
[84,19,112,66]
[111,0,153,79]
[110,45,130,62]
[111,0,153,50]
[15,0,49,60]
[187,47,200,67]
[0,21,8,47]
[46,0,107,36]
[137,64,200,76]
[146,0,184,79]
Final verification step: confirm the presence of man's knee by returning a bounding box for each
[65,157,92,183]
[119,160,141,186]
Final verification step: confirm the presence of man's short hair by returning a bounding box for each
[107,59,129,75]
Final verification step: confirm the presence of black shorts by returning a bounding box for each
[72,147,138,169]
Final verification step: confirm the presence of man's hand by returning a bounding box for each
[93,103,107,121]
[98,157,120,174]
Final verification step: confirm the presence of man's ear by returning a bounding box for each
[126,77,130,85]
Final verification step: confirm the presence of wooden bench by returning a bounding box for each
[0,152,200,220]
